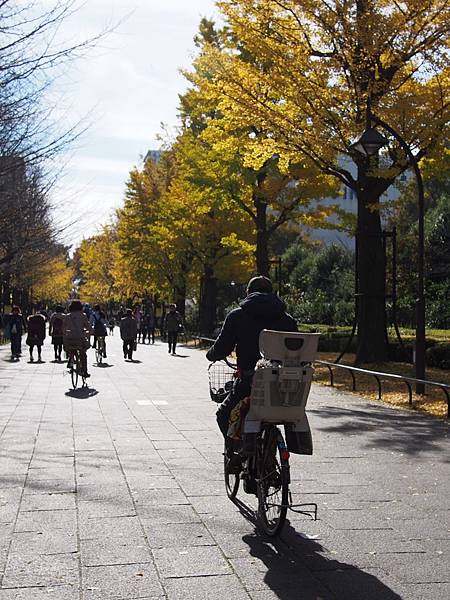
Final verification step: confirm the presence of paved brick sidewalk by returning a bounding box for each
[0,333,449,600]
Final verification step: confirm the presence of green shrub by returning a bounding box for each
[426,343,450,370]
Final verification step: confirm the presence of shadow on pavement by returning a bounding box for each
[171,354,189,358]
[310,405,449,458]
[93,362,114,368]
[242,523,402,600]
[127,359,142,363]
[230,497,402,599]
[65,387,99,399]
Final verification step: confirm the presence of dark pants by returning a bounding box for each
[167,331,178,353]
[10,334,21,357]
[29,344,42,359]
[123,339,134,359]
[216,377,252,442]
[52,336,63,359]
[142,328,155,344]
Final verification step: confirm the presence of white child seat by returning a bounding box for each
[245,330,320,432]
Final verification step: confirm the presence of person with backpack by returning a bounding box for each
[26,312,46,362]
[90,304,108,358]
[63,300,93,378]
[49,305,65,361]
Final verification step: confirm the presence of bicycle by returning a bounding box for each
[95,336,106,364]
[67,348,87,389]
[209,331,320,537]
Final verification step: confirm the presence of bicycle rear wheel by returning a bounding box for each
[256,426,289,536]
[70,352,79,389]
[223,444,240,499]
[95,342,102,364]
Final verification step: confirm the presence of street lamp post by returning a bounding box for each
[351,116,426,394]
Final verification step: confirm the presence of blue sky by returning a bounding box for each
[50,0,218,246]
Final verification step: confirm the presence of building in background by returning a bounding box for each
[144,150,161,164]
[305,157,409,247]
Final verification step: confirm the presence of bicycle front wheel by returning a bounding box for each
[256,426,289,537]
[223,444,240,500]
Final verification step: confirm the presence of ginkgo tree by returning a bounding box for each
[77,225,125,304]
[32,254,74,305]
[173,128,254,332]
[195,1,450,362]
[116,149,198,312]
[182,18,338,277]
[116,137,254,331]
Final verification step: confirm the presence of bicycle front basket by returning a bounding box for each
[208,361,236,403]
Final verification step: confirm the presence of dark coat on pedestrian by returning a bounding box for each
[206,292,297,371]
[5,312,26,338]
[120,315,137,341]
[26,314,46,346]
[164,310,182,333]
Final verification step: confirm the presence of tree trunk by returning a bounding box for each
[254,190,269,276]
[174,261,189,316]
[174,281,186,316]
[199,264,217,335]
[356,166,388,363]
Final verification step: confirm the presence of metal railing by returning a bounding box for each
[190,334,450,418]
[317,360,449,418]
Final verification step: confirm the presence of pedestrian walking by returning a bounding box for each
[164,304,183,355]
[26,312,46,362]
[144,310,155,344]
[120,308,137,360]
[5,305,26,360]
[49,305,65,361]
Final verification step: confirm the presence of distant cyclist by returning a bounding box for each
[63,300,93,378]
[90,304,108,358]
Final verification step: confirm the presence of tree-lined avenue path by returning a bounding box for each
[0,334,449,599]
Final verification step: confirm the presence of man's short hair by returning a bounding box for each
[247,276,273,294]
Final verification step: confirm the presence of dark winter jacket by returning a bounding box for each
[120,316,137,340]
[5,313,26,337]
[206,292,297,371]
[27,314,46,344]
[165,311,182,333]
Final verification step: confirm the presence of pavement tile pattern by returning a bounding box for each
[0,333,449,599]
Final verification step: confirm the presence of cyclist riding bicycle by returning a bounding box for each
[206,276,297,471]
[90,304,108,358]
[63,300,94,378]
